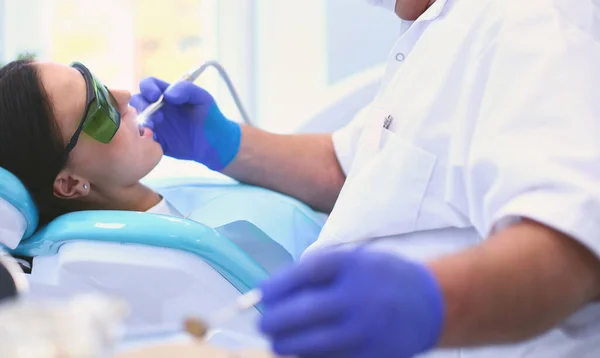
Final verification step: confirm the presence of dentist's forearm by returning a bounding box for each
[428,219,600,347]
[222,125,346,213]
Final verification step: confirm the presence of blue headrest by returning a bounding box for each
[0,168,39,242]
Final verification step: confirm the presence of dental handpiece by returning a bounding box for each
[136,67,205,126]
[136,61,254,127]
[185,289,263,340]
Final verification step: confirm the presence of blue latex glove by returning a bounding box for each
[259,249,445,358]
[130,77,241,171]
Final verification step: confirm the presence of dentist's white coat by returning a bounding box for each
[306,0,600,356]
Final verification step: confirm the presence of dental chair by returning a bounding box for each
[0,167,326,349]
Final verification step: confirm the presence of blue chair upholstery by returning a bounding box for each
[11,210,271,299]
[149,177,326,260]
[0,168,39,239]
[0,168,322,284]
[0,166,324,341]
[215,220,294,276]
[0,167,299,292]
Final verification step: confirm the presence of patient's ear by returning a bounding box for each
[53,171,89,200]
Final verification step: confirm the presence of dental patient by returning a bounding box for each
[0,58,181,226]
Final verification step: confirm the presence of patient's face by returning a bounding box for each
[37,62,163,193]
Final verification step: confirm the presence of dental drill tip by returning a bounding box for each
[136,113,147,125]
[184,317,209,340]
[184,289,263,341]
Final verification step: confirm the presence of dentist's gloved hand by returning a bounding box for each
[258,249,445,358]
[130,77,241,171]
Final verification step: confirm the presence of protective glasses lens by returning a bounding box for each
[83,75,120,143]
[66,62,121,152]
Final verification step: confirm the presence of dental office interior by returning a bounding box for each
[0,0,403,356]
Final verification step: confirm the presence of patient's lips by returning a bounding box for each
[139,126,153,138]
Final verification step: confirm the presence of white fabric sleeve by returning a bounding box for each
[462,5,600,336]
[331,105,372,176]
[465,4,600,258]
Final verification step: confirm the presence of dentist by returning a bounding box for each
[131,0,600,357]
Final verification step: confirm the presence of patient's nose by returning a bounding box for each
[110,89,132,113]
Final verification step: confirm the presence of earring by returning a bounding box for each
[83,184,89,190]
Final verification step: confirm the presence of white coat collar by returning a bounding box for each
[417,0,450,22]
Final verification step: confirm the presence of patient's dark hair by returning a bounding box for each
[0,58,70,226]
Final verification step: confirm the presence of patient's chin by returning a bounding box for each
[141,141,164,175]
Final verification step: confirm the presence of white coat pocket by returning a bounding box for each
[319,130,437,246]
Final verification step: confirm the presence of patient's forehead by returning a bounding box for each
[35,62,87,143]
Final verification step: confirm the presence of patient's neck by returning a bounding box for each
[85,183,162,213]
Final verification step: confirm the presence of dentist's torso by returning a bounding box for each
[305,0,600,356]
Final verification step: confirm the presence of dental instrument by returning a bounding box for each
[136,61,255,127]
[186,289,263,340]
